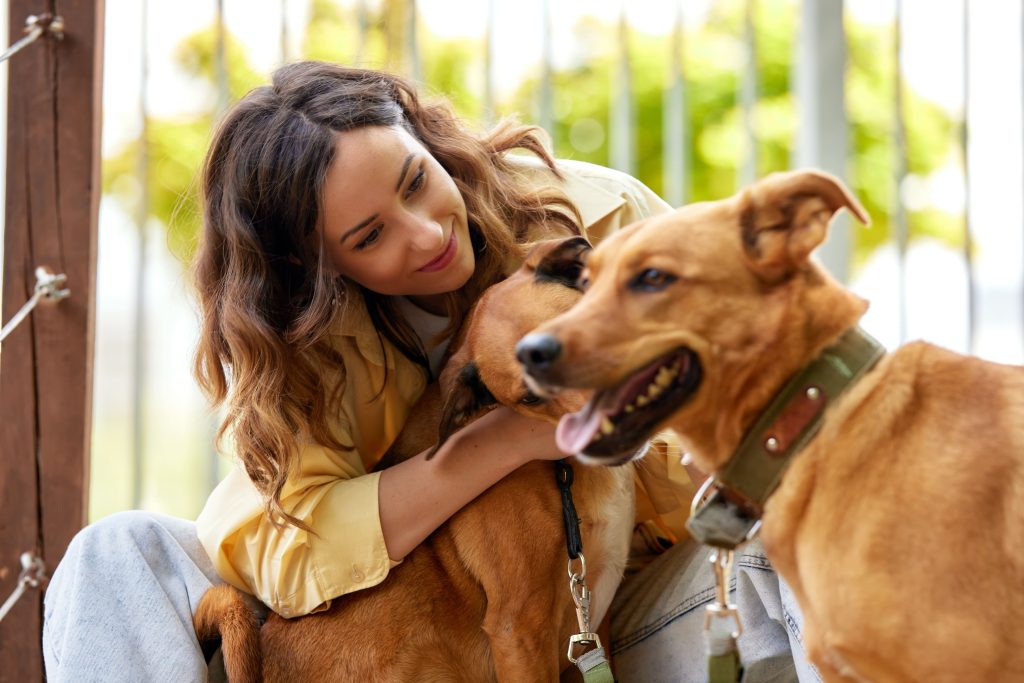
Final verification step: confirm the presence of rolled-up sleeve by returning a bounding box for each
[196,444,396,618]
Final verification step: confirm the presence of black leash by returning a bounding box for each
[555,459,583,559]
[555,459,616,682]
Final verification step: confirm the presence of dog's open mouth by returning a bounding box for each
[556,348,702,459]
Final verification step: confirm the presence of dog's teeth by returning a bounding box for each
[655,366,676,387]
[647,382,663,399]
[600,417,615,435]
[625,404,635,414]
[636,395,649,407]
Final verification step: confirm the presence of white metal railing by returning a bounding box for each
[101,0,1021,511]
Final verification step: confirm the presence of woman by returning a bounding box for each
[43,62,812,682]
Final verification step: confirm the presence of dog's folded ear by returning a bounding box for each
[531,236,593,289]
[740,169,869,283]
[427,362,498,459]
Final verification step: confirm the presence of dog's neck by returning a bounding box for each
[682,266,884,548]
[699,265,869,472]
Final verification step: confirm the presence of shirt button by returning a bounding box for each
[351,566,364,582]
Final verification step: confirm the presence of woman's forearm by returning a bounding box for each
[377,407,559,562]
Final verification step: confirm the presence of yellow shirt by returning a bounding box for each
[195,157,696,617]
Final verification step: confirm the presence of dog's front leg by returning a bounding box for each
[484,604,563,683]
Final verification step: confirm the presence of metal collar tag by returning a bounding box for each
[687,326,886,550]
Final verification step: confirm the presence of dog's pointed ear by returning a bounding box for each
[533,236,593,289]
[740,170,870,283]
[426,362,497,459]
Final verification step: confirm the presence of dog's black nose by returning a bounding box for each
[516,333,563,371]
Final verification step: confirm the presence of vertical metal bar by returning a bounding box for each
[280,0,289,64]
[483,0,495,124]
[215,0,229,114]
[131,0,150,510]
[740,0,758,187]
[539,0,554,138]
[356,0,369,65]
[794,0,849,282]
[962,0,975,353]
[893,0,908,344]
[663,0,686,206]
[407,0,421,82]
[610,5,635,175]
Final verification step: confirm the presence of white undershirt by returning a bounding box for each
[394,296,452,378]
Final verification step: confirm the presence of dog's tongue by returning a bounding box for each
[556,406,604,454]
[556,384,629,453]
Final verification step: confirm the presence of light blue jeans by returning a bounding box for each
[611,537,821,683]
[43,512,817,682]
[43,511,222,682]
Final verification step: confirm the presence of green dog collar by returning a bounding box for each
[687,326,886,549]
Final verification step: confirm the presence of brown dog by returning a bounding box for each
[194,238,637,682]
[517,171,1024,682]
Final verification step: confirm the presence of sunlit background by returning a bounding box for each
[87,0,1023,521]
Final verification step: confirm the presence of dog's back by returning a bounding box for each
[764,341,1024,682]
[252,461,630,682]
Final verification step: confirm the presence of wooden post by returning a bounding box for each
[0,0,103,679]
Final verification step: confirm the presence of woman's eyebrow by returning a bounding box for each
[341,214,379,244]
[394,153,415,191]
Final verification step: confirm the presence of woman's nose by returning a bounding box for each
[408,215,445,251]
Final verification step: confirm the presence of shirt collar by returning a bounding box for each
[555,162,627,229]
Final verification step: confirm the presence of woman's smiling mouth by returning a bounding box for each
[418,231,457,272]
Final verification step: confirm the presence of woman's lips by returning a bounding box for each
[418,232,457,273]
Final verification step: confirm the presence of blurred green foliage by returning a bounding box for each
[510,0,960,266]
[103,0,961,271]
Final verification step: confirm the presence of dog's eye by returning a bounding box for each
[578,275,590,291]
[520,392,542,406]
[631,268,678,292]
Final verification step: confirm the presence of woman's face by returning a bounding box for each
[319,125,474,309]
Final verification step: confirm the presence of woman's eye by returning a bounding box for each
[356,225,384,251]
[406,168,425,196]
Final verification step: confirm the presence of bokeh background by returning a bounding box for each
[88,0,1023,521]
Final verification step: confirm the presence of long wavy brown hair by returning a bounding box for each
[193,62,581,528]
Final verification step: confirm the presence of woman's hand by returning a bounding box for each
[447,406,564,465]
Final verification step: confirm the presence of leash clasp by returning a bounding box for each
[566,553,603,664]
[568,632,603,665]
[704,548,743,636]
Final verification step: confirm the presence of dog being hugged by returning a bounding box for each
[194,237,638,683]
[517,170,1024,683]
